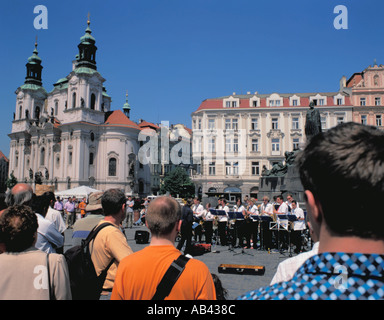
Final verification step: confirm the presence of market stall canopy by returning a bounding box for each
[55,186,101,199]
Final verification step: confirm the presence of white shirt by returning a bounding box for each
[234,205,245,212]
[286,200,299,211]
[248,205,259,215]
[35,213,65,253]
[126,200,134,213]
[260,202,273,216]
[203,209,215,221]
[192,204,204,219]
[291,207,306,231]
[277,202,289,214]
[45,207,67,234]
[270,242,319,285]
[217,205,229,222]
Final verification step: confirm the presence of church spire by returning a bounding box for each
[123,91,131,118]
[76,13,98,70]
[24,36,43,86]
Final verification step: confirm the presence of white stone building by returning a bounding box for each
[191,89,353,202]
[8,20,152,195]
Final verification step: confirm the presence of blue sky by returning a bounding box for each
[0,0,384,157]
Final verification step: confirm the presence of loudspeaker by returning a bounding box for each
[134,230,150,244]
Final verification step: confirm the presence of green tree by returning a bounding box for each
[160,166,195,199]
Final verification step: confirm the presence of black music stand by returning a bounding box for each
[214,210,235,253]
[257,215,272,251]
[212,209,228,252]
[274,215,289,255]
[228,212,253,256]
[286,215,297,257]
[208,209,220,253]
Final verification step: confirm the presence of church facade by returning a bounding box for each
[8,20,151,195]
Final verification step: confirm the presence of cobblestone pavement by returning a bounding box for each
[64,224,307,300]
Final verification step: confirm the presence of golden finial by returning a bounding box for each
[87,12,91,25]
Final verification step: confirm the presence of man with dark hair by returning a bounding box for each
[239,122,384,300]
[89,188,133,299]
[31,193,64,254]
[44,192,66,254]
[176,198,194,255]
[0,205,71,299]
[111,196,216,300]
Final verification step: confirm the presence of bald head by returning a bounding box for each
[12,183,33,196]
[146,196,181,237]
[5,183,34,207]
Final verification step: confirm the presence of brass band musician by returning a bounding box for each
[245,198,259,249]
[217,198,229,246]
[233,198,246,248]
[273,195,290,250]
[202,203,214,244]
[291,200,306,254]
[192,197,205,243]
[260,196,274,251]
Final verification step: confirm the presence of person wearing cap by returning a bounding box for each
[72,192,105,246]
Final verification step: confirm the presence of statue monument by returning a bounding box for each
[305,101,322,140]
[258,102,322,204]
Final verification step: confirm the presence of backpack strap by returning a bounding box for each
[46,253,55,300]
[83,222,114,247]
[152,254,190,300]
[83,222,116,275]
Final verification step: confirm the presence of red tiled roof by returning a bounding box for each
[138,120,159,130]
[195,94,352,112]
[346,73,363,88]
[0,150,9,162]
[104,110,140,129]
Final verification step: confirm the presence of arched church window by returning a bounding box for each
[108,158,117,176]
[19,106,23,119]
[68,151,73,165]
[91,93,96,110]
[72,92,76,108]
[35,106,40,119]
[40,147,45,166]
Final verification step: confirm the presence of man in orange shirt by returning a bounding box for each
[111,196,216,300]
[78,197,87,218]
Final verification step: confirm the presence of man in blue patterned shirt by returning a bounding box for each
[238,122,384,300]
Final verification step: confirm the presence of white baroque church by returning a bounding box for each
[8,19,151,195]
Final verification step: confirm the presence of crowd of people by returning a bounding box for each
[0,185,219,300]
[0,122,384,300]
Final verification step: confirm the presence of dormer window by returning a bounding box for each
[310,94,327,106]
[334,93,345,106]
[223,96,240,108]
[267,94,283,107]
[290,95,300,106]
[249,96,260,108]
